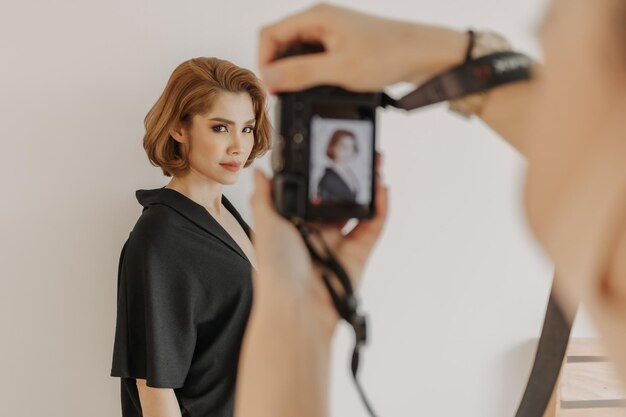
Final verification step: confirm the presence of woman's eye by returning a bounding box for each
[243,126,254,134]
[212,125,228,133]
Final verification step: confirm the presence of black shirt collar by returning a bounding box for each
[136,188,251,264]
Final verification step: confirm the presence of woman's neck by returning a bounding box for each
[166,169,224,217]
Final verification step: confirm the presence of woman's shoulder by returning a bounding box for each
[134,204,181,236]
[124,199,188,255]
[120,205,190,279]
[319,167,336,180]
[319,167,343,184]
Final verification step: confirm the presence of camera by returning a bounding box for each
[271,43,379,221]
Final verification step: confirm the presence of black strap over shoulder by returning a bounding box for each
[382,51,533,112]
[296,223,378,417]
[380,48,576,417]
[515,283,576,417]
[297,220,575,417]
[293,48,571,417]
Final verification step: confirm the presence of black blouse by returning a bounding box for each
[317,167,358,203]
[111,188,253,417]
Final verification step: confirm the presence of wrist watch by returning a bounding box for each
[448,30,513,118]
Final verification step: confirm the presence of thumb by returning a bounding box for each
[250,169,272,210]
[250,169,280,228]
[261,53,337,93]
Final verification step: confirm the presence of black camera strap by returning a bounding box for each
[295,223,379,417]
[377,50,579,417]
[296,218,575,417]
[292,51,573,417]
[381,51,533,111]
[515,282,576,417]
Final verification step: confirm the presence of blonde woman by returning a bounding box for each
[316,129,360,203]
[111,57,270,417]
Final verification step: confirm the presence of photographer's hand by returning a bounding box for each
[235,164,388,417]
[258,3,538,155]
[258,3,467,93]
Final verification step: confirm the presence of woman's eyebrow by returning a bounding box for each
[208,117,256,125]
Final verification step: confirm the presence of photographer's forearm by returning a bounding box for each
[403,23,536,157]
[478,78,537,157]
[235,279,335,417]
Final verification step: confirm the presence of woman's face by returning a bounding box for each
[177,91,256,186]
[334,136,357,164]
[525,0,626,305]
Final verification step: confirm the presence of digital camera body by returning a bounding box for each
[272,86,379,221]
[271,45,379,221]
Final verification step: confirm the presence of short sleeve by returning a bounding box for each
[111,217,202,388]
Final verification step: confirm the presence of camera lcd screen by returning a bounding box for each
[307,102,375,218]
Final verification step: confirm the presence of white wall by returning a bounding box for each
[0,0,596,416]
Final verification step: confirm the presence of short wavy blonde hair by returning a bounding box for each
[326,129,358,161]
[143,57,271,176]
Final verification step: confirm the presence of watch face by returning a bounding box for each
[472,31,512,58]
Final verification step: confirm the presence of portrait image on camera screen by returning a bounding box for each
[309,116,373,208]
[271,87,379,220]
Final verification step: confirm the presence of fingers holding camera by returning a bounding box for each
[258,4,468,93]
[258,3,333,69]
[314,153,388,291]
[250,169,282,221]
[251,160,387,290]
[258,3,401,92]
[250,169,314,287]
[260,54,339,94]
[340,160,389,287]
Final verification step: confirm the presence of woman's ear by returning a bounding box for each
[170,124,187,144]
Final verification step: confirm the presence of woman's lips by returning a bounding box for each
[220,163,242,172]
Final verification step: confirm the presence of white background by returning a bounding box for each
[0,0,597,416]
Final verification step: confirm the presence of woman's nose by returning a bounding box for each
[229,132,245,154]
